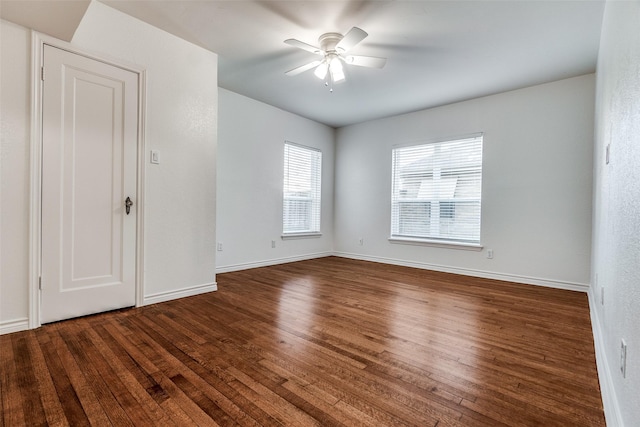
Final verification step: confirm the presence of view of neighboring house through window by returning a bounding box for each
[391,135,483,244]
[283,142,322,235]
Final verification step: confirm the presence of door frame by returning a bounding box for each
[29,32,147,329]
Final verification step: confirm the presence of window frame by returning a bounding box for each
[389,134,484,250]
[282,141,322,238]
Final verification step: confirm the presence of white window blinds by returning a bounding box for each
[283,142,322,235]
[391,135,483,243]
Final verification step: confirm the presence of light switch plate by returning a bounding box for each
[150,150,160,164]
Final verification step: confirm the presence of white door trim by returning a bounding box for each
[29,32,147,329]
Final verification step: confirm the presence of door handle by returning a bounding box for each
[125,197,133,215]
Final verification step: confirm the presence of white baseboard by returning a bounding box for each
[217,251,589,292]
[216,251,333,274]
[143,282,217,306]
[0,318,29,335]
[588,288,623,427]
[1,285,219,333]
[333,252,590,292]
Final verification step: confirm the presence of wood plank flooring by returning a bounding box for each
[1,257,605,426]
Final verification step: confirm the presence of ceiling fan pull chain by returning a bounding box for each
[324,77,332,93]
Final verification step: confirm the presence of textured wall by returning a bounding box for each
[1,0,219,332]
[334,75,595,289]
[0,20,31,330]
[216,89,335,272]
[72,1,218,300]
[591,1,640,425]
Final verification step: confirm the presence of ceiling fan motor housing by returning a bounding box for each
[318,33,343,53]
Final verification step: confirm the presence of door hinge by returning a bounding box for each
[39,276,42,290]
[41,67,45,81]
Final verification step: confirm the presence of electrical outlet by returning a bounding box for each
[487,249,494,259]
[217,242,223,251]
[620,339,627,378]
[359,238,364,246]
[271,240,276,248]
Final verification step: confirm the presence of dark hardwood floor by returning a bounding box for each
[1,257,604,426]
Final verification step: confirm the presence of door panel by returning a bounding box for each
[41,45,138,324]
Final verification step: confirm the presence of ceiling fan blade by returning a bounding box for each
[344,55,387,69]
[285,60,323,76]
[284,39,322,55]
[335,27,368,53]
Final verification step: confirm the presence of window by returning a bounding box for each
[283,142,322,235]
[391,135,483,245]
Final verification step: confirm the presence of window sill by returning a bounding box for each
[281,232,322,240]
[388,236,483,251]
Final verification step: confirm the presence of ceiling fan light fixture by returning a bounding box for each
[329,56,345,83]
[285,27,385,89]
[314,61,328,80]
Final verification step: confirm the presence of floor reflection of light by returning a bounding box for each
[388,287,479,379]
[276,277,317,349]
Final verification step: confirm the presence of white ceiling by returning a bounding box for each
[2,1,605,128]
[0,0,90,41]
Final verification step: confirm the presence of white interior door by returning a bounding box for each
[41,45,138,324]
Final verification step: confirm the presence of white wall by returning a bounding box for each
[216,88,334,272]
[0,1,218,332]
[590,1,640,425]
[0,20,31,332]
[71,1,218,303]
[334,75,595,290]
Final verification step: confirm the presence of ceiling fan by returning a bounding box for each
[284,27,387,87]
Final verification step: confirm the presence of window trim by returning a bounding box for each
[390,133,484,246]
[388,236,483,251]
[282,141,322,236]
[281,232,322,240]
